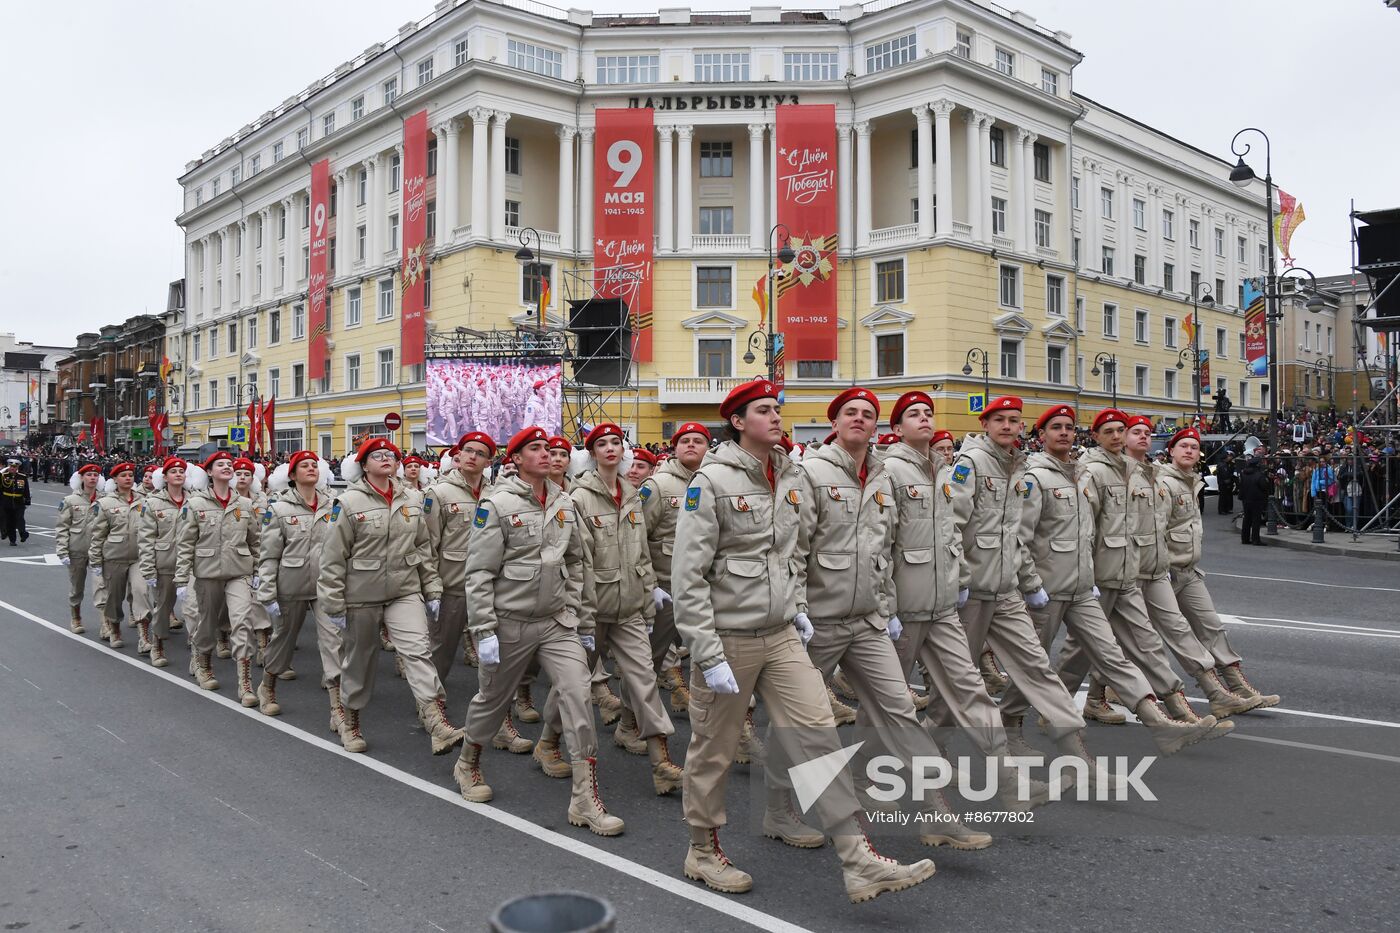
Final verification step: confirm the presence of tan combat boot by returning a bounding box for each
[256,672,281,717]
[1163,690,1230,738]
[216,633,232,659]
[647,735,684,796]
[979,649,1009,696]
[419,697,467,756]
[829,669,857,702]
[379,620,394,651]
[1219,663,1279,709]
[327,680,344,734]
[107,620,125,649]
[149,638,169,669]
[339,706,368,753]
[834,832,936,904]
[513,683,541,724]
[134,620,151,655]
[1083,680,1126,724]
[762,787,825,848]
[663,666,690,718]
[532,728,572,778]
[684,826,753,894]
[1197,669,1262,718]
[169,615,183,631]
[735,707,764,764]
[98,617,114,642]
[1000,714,1041,759]
[613,707,647,755]
[277,668,297,681]
[828,688,857,726]
[492,712,534,754]
[453,742,493,802]
[70,611,85,635]
[568,757,624,836]
[237,659,257,707]
[1135,696,1213,755]
[591,681,622,726]
[920,790,993,850]
[194,652,219,691]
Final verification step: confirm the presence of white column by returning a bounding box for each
[333,171,349,275]
[1084,159,1100,268]
[257,210,272,295]
[185,243,198,313]
[676,125,693,251]
[1177,193,1191,291]
[657,125,675,252]
[964,110,982,242]
[469,108,490,239]
[1007,128,1024,250]
[836,123,852,253]
[855,121,872,248]
[490,111,510,242]
[913,105,934,240]
[288,192,304,283]
[1116,171,1131,271]
[238,220,251,306]
[978,116,993,245]
[390,144,404,258]
[556,125,576,251]
[221,227,233,307]
[363,159,379,267]
[440,119,461,242]
[198,237,212,316]
[749,123,766,248]
[578,128,594,251]
[932,100,954,237]
[1201,206,1215,290]
[1020,130,1037,251]
[1225,212,1237,305]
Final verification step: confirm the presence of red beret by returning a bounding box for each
[931,430,954,446]
[1035,404,1076,432]
[202,451,234,471]
[1125,415,1154,432]
[823,430,838,445]
[827,386,880,422]
[631,447,657,465]
[671,422,710,445]
[720,379,779,420]
[161,457,188,474]
[1168,427,1201,449]
[584,422,625,450]
[890,391,934,428]
[506,426,549,457]
[979,396,1022,420]
[402,455,428,468]
[455,432,497,457]
[287,450,319,474]
[1091,408,1129,432]
[354,437,402,463]
[231,457,256,473]
[77,463,103,476]
[546,435,571,453]
[108,462,135,477]
[779,435,794,453]
[142,463,159,474]
[877,433,898,446]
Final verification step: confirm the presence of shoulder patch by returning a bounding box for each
[330,500,342,523]
[423,495,433,514]
[1022,478,1034,498]
[262,508,273,526]
[684,486,701,511]
[91,502,100,514]
[951,463,971,485]
[473,505,490,528]
[639,485,652,501]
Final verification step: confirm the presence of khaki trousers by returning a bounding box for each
[340,595,443,711]
[430,593,468,684]
[102,561,150,627]
[545,616,673,739]
[66,555,89,611]
[249,599,272,634]
[1172,570,1242,668]
[886,611,1006,758]
[1058,585,1183,697]
[192,577,256,660]
[649,603,681,676]
[92,564,107,611]
[264,599,343,687]
[463,617,596,759]
[150,573,178,640]
[1139,576,1216,678]
[683,625,859,831]
[1002,593,1153,719]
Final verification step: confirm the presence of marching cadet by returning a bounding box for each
[0,458,30,544]
[137,457,190,668]
[424,433,494,683]
[930,429,956,466]
[139,463,158,498]
[625,447,658,488]
[175,452,259,695]
[551,422,682,795]
[319,437,464,756]
[89,462,152,651]
[399,454,435,500]
[546,435,573,491]
[232,457,274,660]
[454,426,627,839]
[1160,427,1280,709]
[673,378,934,903]
[1000,406,1214,755]
[56,463,103,632]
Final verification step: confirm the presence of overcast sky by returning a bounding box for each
[2,0,1395,347]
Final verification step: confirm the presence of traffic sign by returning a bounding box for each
[384,411,403,431]
[161,427,173,441]
[967,393,985,414]
[229,425,248,443]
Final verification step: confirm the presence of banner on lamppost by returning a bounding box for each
[400,109,429,368]
[1199,351,1212,396]
[1275,189,1306,267]
[774,103,839,361]
[1243,277,1268,377]
[308,159,331,381]
[593,107,655,362]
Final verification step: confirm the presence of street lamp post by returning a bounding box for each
[1313,356,1334,408]
[743,223,796,383]
[513,227,542,324]
[961,348,990,406]
[1091,352,1118,409]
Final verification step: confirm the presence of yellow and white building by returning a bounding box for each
[169,0,1276,455]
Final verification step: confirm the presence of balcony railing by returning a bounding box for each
[870,224,917,245]
[692,234,751,251]
[658,376,748,405]
[952,222,973,242]
[506,226,561,250]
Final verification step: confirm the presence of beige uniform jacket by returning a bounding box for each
[672,441,809,671]
[794,443,895,625]
[572,469,658,628]
[463,475,585,636]
[949,434,1034,601]
[1079,446,1139,589]
[1018,452,1096,601]
[256,486,334,602]
[174,488,259,585]
[89,492,143,568]
[318,478,440,616]
[1159,464,1204,573]
[55,492,98,563]
[424,471,489,595]
[884,442,960,622]
[138,489,189,580]
[1130,460,1171,582]
[639,458,695,591]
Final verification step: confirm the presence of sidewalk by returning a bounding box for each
[1206,508,1400,562]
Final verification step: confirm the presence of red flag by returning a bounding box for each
[262,397,276,453]
[246,397,261,455]
[400,110,429,367]
[775,104,839,360]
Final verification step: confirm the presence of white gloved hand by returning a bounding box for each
[175,586,187,601]
[702,660,740,694]
[90,566,102,578]
[328,614,347,630]
[957,588,970,608]
[579,634,596,652]
[1025,587,1050,609]
[59,555,70,566]
[1092,585,1101,599]
[250,575,261,590]
[477,633,500,666]
[651,586,672,611]
[146,578,158,589]
[264,600,281,619]
[887,615,903,640]
[793,611,814,645]
[426,599,441,620]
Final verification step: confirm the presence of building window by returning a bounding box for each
[954,29,972,59]
[1045,274,1065,317]
[191,383,201,409]
[273,142,284,163]
[597,53,659,84]
[354,224,366,262]
[1041,69,1058,95]
[228,321,239,352]
[296,128,308,151]
[504,200,520,228]
[1164,316,1177,348]
[693,51,749,82]
[1238,381,1249,407]
[875,259,904,303]
[1101,187,1114,219]
[999,339,1020,378]
[383,77,398,105]
[301,246,309,279]
[875,333,904,377]
[697,338,732,377]
[1237,235,1246,263]
[346,287,362,327]
[417,57,434,86]
[269,310,281,344]
[209,380,218,409]
[426,199,436,239]
[356,169,368,206]
[292,303,305,339]
[345,354,361,391]
[994,47,1014,76]
[1033,143,1050,182]
[1214,227,1225,257]
[389,213,400,251]
[1102,247,1114,277]
[1132,198,1146,231]
[192,332,201,361]
[865,33,916,73]
[378,348,395,387]
[292,363,304,397]
[323,112,335,137]
[252,155,262,176]
[783,51,838,81]
[1075,296,1085,333]
[1189,219,1200,248]
[1135,309,1149,344]
[505,137,521,175]
[1071,176,1080,210]
[989,127,1005,166]
[351,96,364,121]
[268,367,280,398]
[1135,365,1148,397]
[1134,254,1147,285]
[699,141,733,178]
[1163,263,1175,292]
[1103,302,1118,338]
[911,198,920,225]
[453,37,469,67]
[507,39,562,78]
[991,197,1007,236]
[377,278,394,320]
[424,267,431,310]
[1046,345,1065,384]
[389,154,401,192]
[209,326,219,357]
[278,209,287,240]
[797,360,833,379]
[998,264,1020,308]
[699,207,734,235]
[1034,209,1052,248]
[1238,332,1247,359]
[195,188,203,207]
[696,266,733,307]
[231,165,241,187]
[212,178,221,197]
[1216,327,1228,357]
[1216,277,1227,305]
[1164,368,1177,399]
[1190,270,1201,295]
[1162,209,1175,241]
[522,262,552,306]
[1072,238,1080,265]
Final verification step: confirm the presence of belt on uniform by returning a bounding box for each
[718,620,793,639]
[2,492,24,498]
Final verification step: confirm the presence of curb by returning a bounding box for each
[1262,535,1400,562]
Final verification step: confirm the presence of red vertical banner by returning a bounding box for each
[775,104,839,361]
[308,159,330,381]
[594,108,655,362]
[400,110,429,367]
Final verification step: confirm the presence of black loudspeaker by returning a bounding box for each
[567,297,632,386]
[1357,210,1400,318]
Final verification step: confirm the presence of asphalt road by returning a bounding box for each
[2,480,1398,933]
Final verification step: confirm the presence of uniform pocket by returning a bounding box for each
[1050,539,1076,553]
[1168,529,1194,543]
[442,549,467,562]
[975,534,1000,550]
[282,556,306,568]
[405,552,423,567]
[725,557,763,578]
[1132,534,1155,547]
[351,558,382,571]
[592,568,621,584]
[195,547,216,558]
[815,552,853,571]
[901,547,932,564]
[502,563,539,581]
[1102,535,1127,549]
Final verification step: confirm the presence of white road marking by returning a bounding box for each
[303,848,369,889]
[213,795,262,826]
[0,553,63,566]
[1208,571,1400,594]
[1178,696,1400,729]
[1227,615,1400,635]
[0,598,813,933]
[1221,619,1400,640]
[148,758,181,779]
[56,699,76,713]
[96,724,127,743]
[1227,733,1400,765]
[22,677,41,690]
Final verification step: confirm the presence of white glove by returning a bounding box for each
[957,588,970,608]
[478,633,500,666]
[580,634,595,652]
[426,599,440,620]
[702,661,740,694]
[59,555,70,566]
[175,586,187,601]
[1092,585,1101,599]
[1025,587,1050,609]
[651,586,672,611]
[146,578,158,589]
[264,600,281,619]
[90,565,102,578]
[793,611,814,645]
[887,615,902,640]
[328,614,346,630]
[251,575,261,590]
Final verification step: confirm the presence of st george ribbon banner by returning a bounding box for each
[307,159,331,381]
[775,103,838,361]
[401,110,429,368]
[1243,277,1268,377]
[593,107,654,362]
